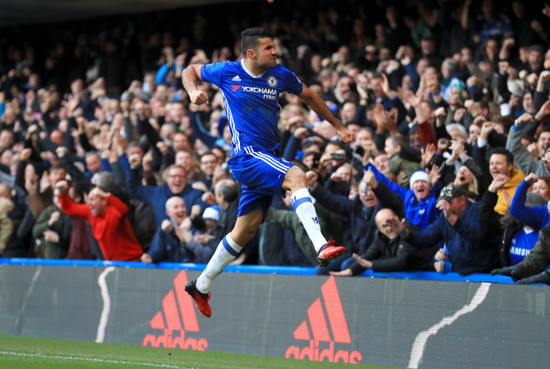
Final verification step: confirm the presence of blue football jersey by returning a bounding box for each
[201,59,303,154]
[510,228,539,265]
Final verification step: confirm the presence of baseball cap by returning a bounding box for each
[437,184,465,202]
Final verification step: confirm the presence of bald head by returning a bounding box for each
[166,196,185,212]
[375,208,399,239]
[375,208,396,225]
[165,196,187,223]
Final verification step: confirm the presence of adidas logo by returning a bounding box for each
[142,271,208,351]
[232,75,241,81]
[285,276,362,364]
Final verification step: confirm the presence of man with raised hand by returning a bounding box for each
[56,181,143,262]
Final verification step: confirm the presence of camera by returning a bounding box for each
[311,152,321,170]
[331,153,346,161]
[352,145,365,157]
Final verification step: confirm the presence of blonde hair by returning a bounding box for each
[454,172,479,197]
[162,164,186,181]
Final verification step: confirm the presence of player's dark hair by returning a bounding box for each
[241,27,273,55]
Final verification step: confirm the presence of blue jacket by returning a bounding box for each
[366,163,440,230]
[126,168,207,225]
[407,192,501,275]
[149,228,192,263]
[155,62,185,87]
[510,180,550,232]
[189,111,229,150]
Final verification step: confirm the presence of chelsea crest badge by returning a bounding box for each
[267,76,278,88]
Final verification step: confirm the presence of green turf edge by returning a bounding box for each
[0,335,404,369]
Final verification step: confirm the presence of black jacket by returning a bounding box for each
[350,226,437,275]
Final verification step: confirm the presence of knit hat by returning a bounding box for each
[203,205,220,222]
[409,170,430,187]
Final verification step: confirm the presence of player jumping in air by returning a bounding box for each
[182,27,354,317]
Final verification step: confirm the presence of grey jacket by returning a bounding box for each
[506,125,549,177]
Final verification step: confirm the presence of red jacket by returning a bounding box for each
[417,120,437,147]
[59,193,142,261]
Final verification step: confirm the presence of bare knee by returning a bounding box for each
[230,209,263,246]
[282,165,306,192]
[231,224,260,246]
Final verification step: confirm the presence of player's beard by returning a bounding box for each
[267,56,277,68]
[258,56,277,71]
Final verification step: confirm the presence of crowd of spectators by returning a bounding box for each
[1,0,550,283]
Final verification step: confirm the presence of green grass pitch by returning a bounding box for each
[0,335,403,369]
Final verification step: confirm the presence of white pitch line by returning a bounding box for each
[408,282,491,368]
[0,350,192,368]
[11,267,42,333]
[96,266,116,343]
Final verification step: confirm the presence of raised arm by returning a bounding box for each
[188,110,220,148]
[306,170,355,216]
[57,182,91,220]
[506,114,540,176]
[364,162,408,199]
[182,64,209,105]
[510,175,548,231]
[299,84,353,144]
[104,193,128,216]
[365,169,405,218]
[125,155,152,204]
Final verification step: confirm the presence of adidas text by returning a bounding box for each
[143,329,208,351]
[285,340,362,364]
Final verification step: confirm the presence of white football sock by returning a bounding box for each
[196,234,242,293]
[291,188,327,252]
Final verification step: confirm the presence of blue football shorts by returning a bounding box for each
[227,146,294,218]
